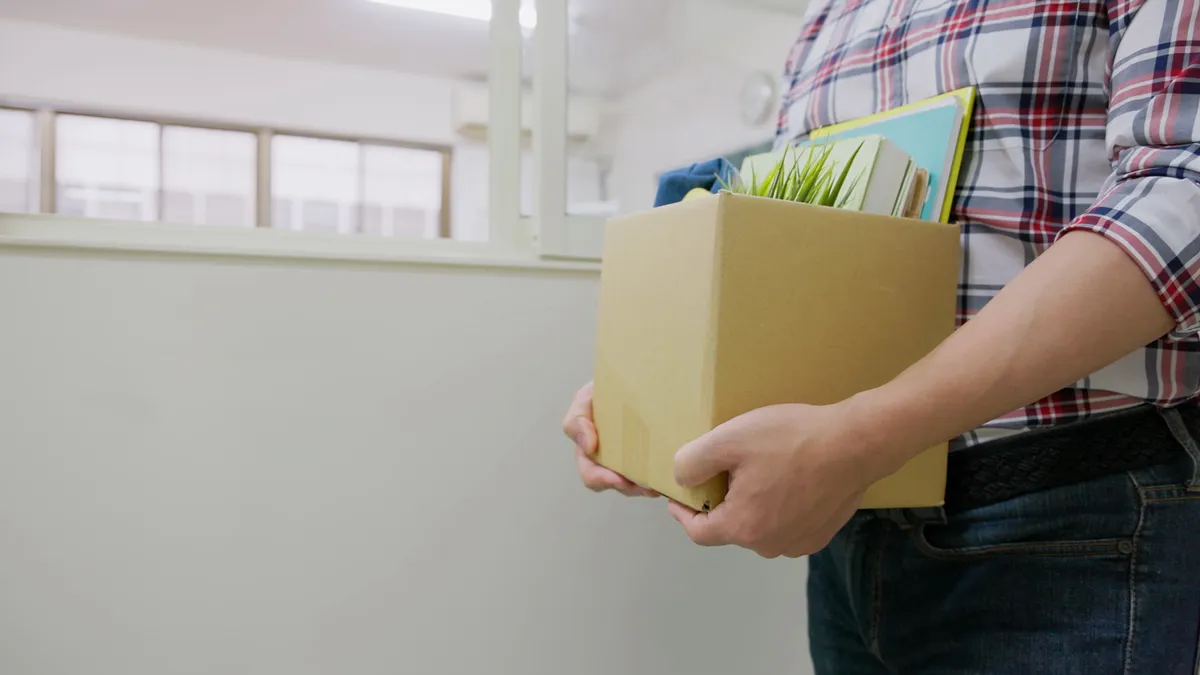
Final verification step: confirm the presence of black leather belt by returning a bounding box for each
[944,404,1200,513]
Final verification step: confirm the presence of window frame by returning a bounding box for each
[271,133,452,238]
[159,124,260,229]
[0,100,454,238]
[54,112,163,222]
[0,105,43,215]
[488,0,604,261]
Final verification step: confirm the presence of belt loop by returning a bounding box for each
[1158,408,1200,492]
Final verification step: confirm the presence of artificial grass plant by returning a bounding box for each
[718,140,864,209]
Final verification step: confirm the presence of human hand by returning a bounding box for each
[668,402,900,558]
[562,382,659,498]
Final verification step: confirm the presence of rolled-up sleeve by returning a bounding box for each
[1058,0,1200,338]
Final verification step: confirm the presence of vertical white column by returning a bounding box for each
[533,0,569,256]
[255,129,273,228]
[488,0,526,249]
[35,109,55,214]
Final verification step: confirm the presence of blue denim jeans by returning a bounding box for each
[809,452,1200,674]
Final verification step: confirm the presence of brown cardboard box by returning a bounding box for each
[592,192,960,512]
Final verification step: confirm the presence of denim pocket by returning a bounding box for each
[914,527,1132,559]
[913,470,1140,560]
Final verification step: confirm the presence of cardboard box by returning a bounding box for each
[592,192,960,512]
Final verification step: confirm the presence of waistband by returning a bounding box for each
[878,404,1200,524]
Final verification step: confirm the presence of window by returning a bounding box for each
[16,107,454,236]
[271,135,360,234]
[56,116,259,226]
[0,109,38,214]
[56,115,160,221]
[362,144,444,239]
[162,126,257,228]
[272,135,447,238]
[519,150,611,217]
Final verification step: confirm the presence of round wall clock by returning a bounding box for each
[740,71,778,127]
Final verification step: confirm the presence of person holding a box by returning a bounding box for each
[566,0,1200,672]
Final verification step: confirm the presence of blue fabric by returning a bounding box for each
[653,158,736,207]
[808,450,1200,675]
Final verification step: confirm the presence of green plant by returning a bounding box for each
[717,140,864,208]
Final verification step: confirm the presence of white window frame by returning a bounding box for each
[488,0,605,262]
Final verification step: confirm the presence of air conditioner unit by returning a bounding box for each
[452,85,601,141]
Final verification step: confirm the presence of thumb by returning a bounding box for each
[674,431,739,488]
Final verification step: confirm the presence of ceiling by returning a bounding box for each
[0,0,810,95]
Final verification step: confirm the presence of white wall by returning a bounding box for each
[0,19,606,241]
[0,20,462,143]
[603,3,805,213]
[0,239,812,675]
[0,13,816,673]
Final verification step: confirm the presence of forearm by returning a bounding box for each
[850,231,1174,477]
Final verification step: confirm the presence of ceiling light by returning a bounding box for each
[367,0,538,29]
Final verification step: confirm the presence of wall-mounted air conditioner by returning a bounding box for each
[452,85,601,141]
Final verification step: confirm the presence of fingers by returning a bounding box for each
[667,500,734,547]
[576,446,659,498]
[674,432,739,488]
[669,492,858,557]
[564,382,658,498]
[620,484,661,498]
[562,382,597,454]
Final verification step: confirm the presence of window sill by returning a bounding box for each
[0,213,601,274]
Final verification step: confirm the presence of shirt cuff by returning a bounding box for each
[1058,176,1200,339]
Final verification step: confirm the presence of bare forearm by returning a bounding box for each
[851,231,1174,476]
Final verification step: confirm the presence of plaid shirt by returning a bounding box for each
[778,0,1200,446]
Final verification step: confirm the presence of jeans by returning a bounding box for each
[808,452,1200,674]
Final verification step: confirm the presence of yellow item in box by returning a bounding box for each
[592,192,960,512]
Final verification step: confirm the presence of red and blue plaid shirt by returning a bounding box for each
[778,0,1200,446]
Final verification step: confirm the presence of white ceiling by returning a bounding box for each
[0,0,810,95]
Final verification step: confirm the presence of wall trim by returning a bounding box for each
[0,214,601,274]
